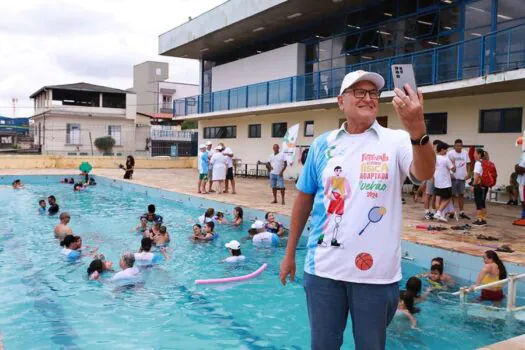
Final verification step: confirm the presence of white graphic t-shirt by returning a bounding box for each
[296,121,414,284]
[434,155,454,189]
[447,149,470,180]
[224,147,234,168]
[518,153,525,185]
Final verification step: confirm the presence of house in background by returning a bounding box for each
[30,82,140,155]
[0,115,32,150]
[132,61,199,124]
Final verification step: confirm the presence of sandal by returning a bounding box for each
[495,245,514,253]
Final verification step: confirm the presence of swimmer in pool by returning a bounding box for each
[69,178,75,184]
[146,216,163,238]
[87,254,114,280]
[60,235,98,261]
[417,257,455,285]
[191,224,203,241]
[88,177,96,186]
[60,178,68,184]
[12,179,23,189]
[47,195,59,215]
[397,290,418,329]
[54,212,73,242]
[214,211,227,224]
[427,265,445,290]
[223,240,245,263]
[406,276,431,304]
[38,199,47,214]
[264,212,285,236]
[109,252,141,284]
[73,183,87,191]
[194,222,217,241]
[232,207,243,226]
[198,208,215,225]
[153,225,170,246]
[143,204,161,226]
[134,237,169,266]
[131,217,148,234]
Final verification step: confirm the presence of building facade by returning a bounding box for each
[161,0,525,182]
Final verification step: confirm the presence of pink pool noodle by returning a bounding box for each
[195,263,268,285]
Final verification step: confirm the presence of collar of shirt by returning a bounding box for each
[335,120,381,141]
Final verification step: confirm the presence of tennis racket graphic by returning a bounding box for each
[358,206,386,236]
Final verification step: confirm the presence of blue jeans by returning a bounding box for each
[304,272,398,350]
[270,173,284,189]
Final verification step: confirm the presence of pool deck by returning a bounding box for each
[3,168,525,265]
[478,334,525,350]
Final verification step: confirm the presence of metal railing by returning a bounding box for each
[451,273,525,312]
[174,23,525,117]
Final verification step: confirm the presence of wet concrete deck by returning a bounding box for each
[2,168,525,265]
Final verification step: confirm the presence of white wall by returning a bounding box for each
[158,82,199,103]
[211,43,305,92]
[198,89,525,183]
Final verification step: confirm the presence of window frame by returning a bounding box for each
[248,124,261,138]
[108,125,122,146]
[304,120,315,137]
[66,123,81,145]
[203,126,237,139]
[479,108,523,133]
[272,122,288,138]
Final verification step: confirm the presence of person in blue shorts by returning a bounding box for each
[266,144,287,205]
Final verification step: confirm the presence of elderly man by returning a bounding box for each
[110,252,141,285]
[279,70,435,350]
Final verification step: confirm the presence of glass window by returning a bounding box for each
[416,12,438,38]
[332,36,345,58]
[66,123,81,144]
[377,116,388,127]
[319,39,332,61]
[203,126,237,139]
[497,0,524,23]
[108,125,121,146]
[465,0,492,33]
[424,113,448,134]
[306,43,318,61]
[304,121,314,137]
[439,6,461,34]
[359,29,377,49]
[399,1,417,16]
[248,124,261,138]
[418,0,440,8]
[272,123,288,138]
[344,33,359,52]
[479,108,523,133]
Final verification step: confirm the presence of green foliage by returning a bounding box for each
[181,120,197,130]
[94,136,116,154]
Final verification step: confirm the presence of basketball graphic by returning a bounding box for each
[355,252,373,271]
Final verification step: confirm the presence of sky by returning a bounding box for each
[0,0,224,118]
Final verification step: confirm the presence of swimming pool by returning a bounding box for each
[0,175,524,349]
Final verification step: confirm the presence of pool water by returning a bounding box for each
[0,179,524,349]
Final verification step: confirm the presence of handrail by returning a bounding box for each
[451,272,525,295]
[174,22,525,117]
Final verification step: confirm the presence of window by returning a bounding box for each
[248,124,261,138]
[479,108,523,133]
[304,121,314,137]
[203,126,237,139]
[66,123,81,144]
[424,113,447,135]
[272,123,288,138]
[108,125,122,146]
[377,116,388,127]
[102,93,126,108]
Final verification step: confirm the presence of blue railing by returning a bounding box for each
[174,24,525,117]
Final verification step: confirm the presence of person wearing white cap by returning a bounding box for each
[223,240,245,263]
[197,144,209,194]
[279,70,435,350]
[210,145,227,194]
[206,141,215,192]
[249,220,279,246]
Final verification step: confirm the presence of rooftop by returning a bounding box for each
[29,82,133,99]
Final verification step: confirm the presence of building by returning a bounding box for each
[0,115,31,149]
[160,0,525,182]
[30,82,141,155]
[132,61,199,121]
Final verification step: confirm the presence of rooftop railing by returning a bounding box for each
[174,23,525,117]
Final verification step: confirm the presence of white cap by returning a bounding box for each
[199,144,206,149]
[206,141,212,146]
[339,70,385,96]
[251,220,264,230]
[215,145,223,151]
[225,240,241,250]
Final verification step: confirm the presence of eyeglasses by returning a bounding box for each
[344,88,381,100]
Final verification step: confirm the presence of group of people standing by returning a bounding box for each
[197,141,235,195]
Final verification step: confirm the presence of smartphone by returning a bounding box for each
[391,64,417,94]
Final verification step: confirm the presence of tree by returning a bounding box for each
[94,136,116,155]
[181,120,197,130]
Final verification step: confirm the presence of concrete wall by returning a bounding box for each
[33,115,137,155]
[134,61,169,114]
[198,90,525,183]
[0,155,196,169]
[211,43,306,92]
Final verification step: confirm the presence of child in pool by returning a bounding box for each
[427,265,445,290]
[87,254,114,280]
[131,217,148,234]
[232,207,243,226]
[12,179,23,189]
[406,276,432,304]
[154,226,170,246]
[191,224,203,240]
[73,183,87,192]
[38,199,47,214]
[397,290,418,329]
[194,222,217,241]
[198,208,215,225]
[417,257,454,285]
[60,235,98,261]
[214,212,227,224]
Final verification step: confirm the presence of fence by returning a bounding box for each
[174,23,525,116]
[31,122,198,158]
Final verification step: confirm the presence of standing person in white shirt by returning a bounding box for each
[220,143,236,194]
[514,135,525,225]
[266,144,287,205]
[206,141,216,192]
[434,142,456,222]
[447,139,471,220]
[210,146,227,194]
